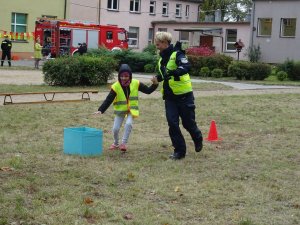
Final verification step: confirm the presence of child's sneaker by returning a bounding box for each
[109,144,119,150]
[119,143,127,152]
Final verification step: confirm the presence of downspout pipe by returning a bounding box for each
[64,0,67,19]
[250,1,256,48]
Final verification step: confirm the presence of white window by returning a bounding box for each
[257,18,272,36]
[185,5,190,18]
[130,0,140,13]
[107,0,119,10]
[179,31,189,45]
[11,13,27,40]
[225,29,237,52]
[149,1,156,15]
[162,2,168,16]
[148,28,154,44]
[158,28,167,32]
[128,26,139,48]
[176,4,182,18]
[281,18,296,37]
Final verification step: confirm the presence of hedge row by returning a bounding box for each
[43,56,117,86]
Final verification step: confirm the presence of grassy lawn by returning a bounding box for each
[0,89,299,225]
[0,82,232,94]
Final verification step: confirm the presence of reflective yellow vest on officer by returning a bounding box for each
[158,51,192,96]
[111,79,139,117]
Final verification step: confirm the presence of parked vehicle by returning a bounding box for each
[35,18,128,58]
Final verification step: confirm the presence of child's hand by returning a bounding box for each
[151,76,158,85]
[93,111,102,115]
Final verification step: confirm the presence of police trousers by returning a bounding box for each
[164,93,202,156]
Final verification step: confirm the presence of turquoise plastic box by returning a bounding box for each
[63,127,103,156]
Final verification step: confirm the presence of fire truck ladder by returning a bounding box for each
[50,20,57,51]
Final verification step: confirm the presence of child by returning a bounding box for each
[93,64,158,152]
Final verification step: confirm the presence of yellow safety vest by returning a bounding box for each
[111,79,139,117]
[158,51,192,95]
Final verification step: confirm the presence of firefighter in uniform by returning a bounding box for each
[1,35,12,67]
[152,32,203,160]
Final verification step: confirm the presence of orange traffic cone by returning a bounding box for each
[205,120,222,141]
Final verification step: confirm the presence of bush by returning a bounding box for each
[211,68,223,78]
[43,56,117,86]
[142,44,157,55]
[186,46,215,56]
[277,71,288,81]
[228,61,250,80]
[200,67,210,77]
[276,58,300,80]
[248,63,271,80]
[144,64,155,73]
[246,45,261,62]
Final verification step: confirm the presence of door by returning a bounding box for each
[200,35,213,48]
[87,30,98,49]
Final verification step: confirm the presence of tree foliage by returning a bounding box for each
[200,0,252,22]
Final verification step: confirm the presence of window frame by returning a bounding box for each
[128,26,139,48]
[130,0,141,13]
[257,18,272,37]
[225,29,237,52]
[175,4,182,18]
[280,18,296,38]
[185,5,190,18]
[107,0,119,11]
[162,2,169,17]
[179,31,189,45]
[149,1,156,15]
[11,12,28,41]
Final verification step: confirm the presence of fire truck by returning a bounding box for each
[34,18,128,58]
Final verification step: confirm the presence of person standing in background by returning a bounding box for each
[34,37,43,69]
[1,34,12,67]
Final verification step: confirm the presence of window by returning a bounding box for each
[281,18,296,37]
[225,29,237,51]
[179,31,189,44]
[176,4,182,18]
[128,27,139,48]
[107,0,118,10]
[149,1,156,15]
[158,28,167,32]
[185,5,190,18]
[130,0,140,13]
[148,28,154,44]
[162,2,168,16]
[258,18,272,36]
[11,13,27,40]
[106,31,113,40]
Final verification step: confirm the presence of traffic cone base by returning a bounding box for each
[205,120,222,142]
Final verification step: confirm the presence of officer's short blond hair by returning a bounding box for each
[154,32,172,44]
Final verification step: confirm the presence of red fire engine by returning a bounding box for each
[34,18,128,58]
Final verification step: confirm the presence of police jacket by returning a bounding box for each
[156,42,192,100]
[1,39,12,52]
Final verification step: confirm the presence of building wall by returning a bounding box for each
[0,0,66,59]
[152,22,250,61]
[251,0,300,63]
[69,0,201,51]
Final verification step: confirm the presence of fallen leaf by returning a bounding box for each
[84,197,94,205]
[0,167,13,171]
[123,213,134,220]
[174,186,180,192]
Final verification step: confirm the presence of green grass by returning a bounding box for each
[0,82,232,94]
[0,90,299,224]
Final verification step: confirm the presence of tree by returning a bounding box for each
[200,0,252,22]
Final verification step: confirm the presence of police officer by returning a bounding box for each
[1,34,12,67]
[152,32,203,160]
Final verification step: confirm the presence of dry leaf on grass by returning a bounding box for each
[0,167,13,171]
[123,213,134,220]
[84,197,94,205]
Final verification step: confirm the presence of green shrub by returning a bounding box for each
[277,71,288,81]
[248,63,272,80]
[200,67,210,77]
[211,68,223,78]
[228,61,250,80]
[43,56,117,86]
[276,58,300,80]
[246,45,261,62]
[144,64,155,73]
[142,44,157,55]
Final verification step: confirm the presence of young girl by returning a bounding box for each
[93,64,158,152]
